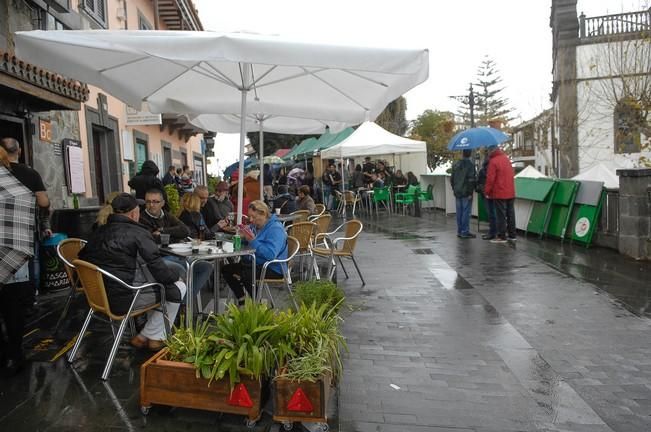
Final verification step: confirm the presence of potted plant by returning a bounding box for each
[272,302,346,430]
[140,300,287,427]
[292,279,345,313]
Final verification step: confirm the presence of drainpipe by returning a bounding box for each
[153,0,160,29]
[122,0,129,30]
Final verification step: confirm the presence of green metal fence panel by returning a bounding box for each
[546,180,579,239]
[566,181,606,246]
[517,178,557,237]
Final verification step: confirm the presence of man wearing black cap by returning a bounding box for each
[79,193,186,351]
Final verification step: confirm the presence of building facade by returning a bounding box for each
[510,109,554,176]
[0,0,207,208]
[550,1,651,177]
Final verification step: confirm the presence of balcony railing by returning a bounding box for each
[511,148,535,158]
[580,9,651,39]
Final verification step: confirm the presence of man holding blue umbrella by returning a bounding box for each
[450,149,477,238]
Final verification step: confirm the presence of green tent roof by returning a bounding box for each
[283,137,317,160]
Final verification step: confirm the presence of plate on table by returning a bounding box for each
[168,243,192,251]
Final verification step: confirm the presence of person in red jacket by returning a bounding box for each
[484,145,516,243]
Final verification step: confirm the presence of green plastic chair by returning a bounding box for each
[419,184,433,202]
[395,185,420,215]
[371,186,391,214]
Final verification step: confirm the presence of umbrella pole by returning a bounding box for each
[236,64,250,225]
[259,121,264,203]
[341,157,346,221]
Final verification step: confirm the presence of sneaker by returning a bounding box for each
[459,233,476,239]
[481,234,495,240]
[490,237,508,244]
[507,236,517,241]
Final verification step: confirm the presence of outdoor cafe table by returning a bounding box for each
[276,213,302,224]
[161,240,256,327]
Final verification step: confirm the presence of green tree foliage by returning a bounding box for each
[409,110,456,169]
[375,96,408,135]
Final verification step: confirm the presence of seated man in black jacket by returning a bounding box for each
[79,193,186,351]
[272,185,297,215]
[139,189,189,243]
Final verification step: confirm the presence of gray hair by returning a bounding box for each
[0,138,20,154]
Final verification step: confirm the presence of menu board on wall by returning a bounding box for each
[63,139,86,194]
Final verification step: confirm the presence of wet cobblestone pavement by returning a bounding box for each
[2,209,651,432]
[339,210,651,432]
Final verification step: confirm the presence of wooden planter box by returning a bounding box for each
[140,348,262,423]
[272,373,331,425]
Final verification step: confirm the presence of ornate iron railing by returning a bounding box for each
[580,9,651,38]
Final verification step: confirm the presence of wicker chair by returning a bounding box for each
[257,236,300,308]
[289,209,310,223]
[287,221,318,280]
[55,238,87,333]
[69,259,169,380]
[312,220,365,285]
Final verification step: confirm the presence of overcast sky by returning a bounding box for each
[195,0,647,175]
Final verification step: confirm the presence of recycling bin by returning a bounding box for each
[40,232,70,293]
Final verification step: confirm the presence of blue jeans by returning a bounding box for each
[485,197,497,236]
[455,196,473,236]
[163,256,213,292]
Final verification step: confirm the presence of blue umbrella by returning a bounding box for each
[447,127,510,151]
[223,158,254,178]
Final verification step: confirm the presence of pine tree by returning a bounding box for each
[453,56,514,128]
[474,56,513,126]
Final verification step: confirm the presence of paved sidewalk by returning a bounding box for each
[336,210,651,432]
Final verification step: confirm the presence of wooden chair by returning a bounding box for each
[312,220,365,285]
[257,236,300,308]
[69,259,168,381]
[55,238,87,333]
[290,209,310,222]
[287,221,318,280]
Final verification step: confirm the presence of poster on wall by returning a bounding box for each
[63,139,86,194]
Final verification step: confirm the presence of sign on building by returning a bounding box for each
[125,106,162,126]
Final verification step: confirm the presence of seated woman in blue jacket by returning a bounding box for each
[220,200,287,305]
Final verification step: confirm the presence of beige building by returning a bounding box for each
[0,0,206,208]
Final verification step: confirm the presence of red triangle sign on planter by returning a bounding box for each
[228,383,253,408]
[287,388,314,412]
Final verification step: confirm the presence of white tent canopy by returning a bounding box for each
[572,163,619,189]
[15,30,429,222]
[515,165,547,178]
[320,121,426,158]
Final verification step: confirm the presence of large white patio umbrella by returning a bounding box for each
[15,30,429,222]
[190,113,352,200]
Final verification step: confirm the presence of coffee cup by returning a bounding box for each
[160,233,171,246]
[275,208,281,215]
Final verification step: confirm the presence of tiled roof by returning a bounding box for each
[1,50,89,103]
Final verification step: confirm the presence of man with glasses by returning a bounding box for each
[194,184,232,233]
[139,189,189,243]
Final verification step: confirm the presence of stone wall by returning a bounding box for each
[617,168,651,260]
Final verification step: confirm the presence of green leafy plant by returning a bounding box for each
[293,279,345,313]
[164,184,181,216]
[276,301,347,383]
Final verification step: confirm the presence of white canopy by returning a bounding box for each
[515,165,547,178]
[572,163,619,189]
[190,113,351,135]
[15,30,429,222]
[320,121,426,158]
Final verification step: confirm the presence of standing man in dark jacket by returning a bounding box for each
[128,160,166,202]
[162,165,176,186]
[79,193,186,351]
[484,145,516,243]
[139,189,189,243]
[450,149,476,238]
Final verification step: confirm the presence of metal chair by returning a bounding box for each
[69,259,169,381]
[257,236,300,308]
[312,220,365,285]
[312,213,332,245]
[287,221,318,280]
[55,238,87,333]
[308,203,326,221]
[290,209,310,222]
[340,190,360,217]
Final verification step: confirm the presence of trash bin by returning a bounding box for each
[40,233,70,293]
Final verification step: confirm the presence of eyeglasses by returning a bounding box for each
[145,200,162,204]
